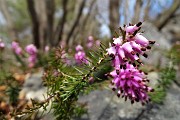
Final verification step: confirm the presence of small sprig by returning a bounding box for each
[12,46,109,119]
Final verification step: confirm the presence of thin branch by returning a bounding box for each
[66,0,86,45]
[54,0,68,46]
[153,0,180,30]
[45,0,55,46]
[27,0,40,48]
[73,0,96,44]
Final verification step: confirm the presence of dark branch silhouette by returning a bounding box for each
[54,0,68,46]
[66,0,86,45]
[27,0,40,48]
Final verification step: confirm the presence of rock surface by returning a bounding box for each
[21,71,54,119]
[139,83,180,120]
[78,82,180,120]
[21,71,180,120]
[141,22,172,68]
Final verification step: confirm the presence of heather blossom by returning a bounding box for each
[11,41,22,55]
[25,44,37,55]
[109,63,153,105]
[107,22,155,104]
[74,45,88,64]
[61,50,71,65]
[86,36,94,48]
[95,40,101,47]
[25,44,38,67]
[45,45,50,52]
[0,39,5,50]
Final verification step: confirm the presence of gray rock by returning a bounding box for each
[147,72,159,87]
[77,81,180,120]
[78,89,145,120]
[141,22,172,68]
[21,71,54,119]
[23,72,44,92]
[137,83,180,120]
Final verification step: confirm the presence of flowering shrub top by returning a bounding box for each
[75,45,88,64]
[107,22,155,104]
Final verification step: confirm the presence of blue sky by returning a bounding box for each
[99,0,174,37]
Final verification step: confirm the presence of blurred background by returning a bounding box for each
[0,0,179,48]
[0,0,180,120]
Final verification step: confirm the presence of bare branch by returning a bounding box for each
[54,0,68,46]
[45,0,55,46]
[153,0,180,30]
[35,0,47,49]
[73,0,96,43]
[27,0,40,48]
[66,0,86,45]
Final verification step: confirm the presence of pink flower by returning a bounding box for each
[25,44,38,67]
[89,77,94,84]
[25,44,37,55]
[106,46,116,56]
[11,41,22,55]
[75,45,83,51]
[88,36,94,42]
[12,41,19,49]
[87,42,93,48]
[45,45,50,52]
[107,22,156,67]
[113,37,123,46]
[86,36,94,48]
[106,22,155,105]
[0,40,5,49]
[109,63,153,104]
[15,47,22,55]
[28,55,37,63]
[75,51,88,64]
[75,45,88,64]
[125,22,142,34]
[59,40,66,49]
[95,40,101,46]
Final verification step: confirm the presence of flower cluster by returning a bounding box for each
[25,44,38,67]
[107,22,155,104]
[87,36,94,48]
[74,45,88,64]
[109,63,153,105]
[86,36,101,49]
[11,41,22,55]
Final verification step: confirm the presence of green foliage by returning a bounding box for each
[149,66,176,104]
[1,74,21,106]
[11,44,110,119]
[149,87,166,104]
[45,46,109,119]
[150,44,179,104]
[6,84,20,105]
[7,0,30,31]
[169,44,180,65]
